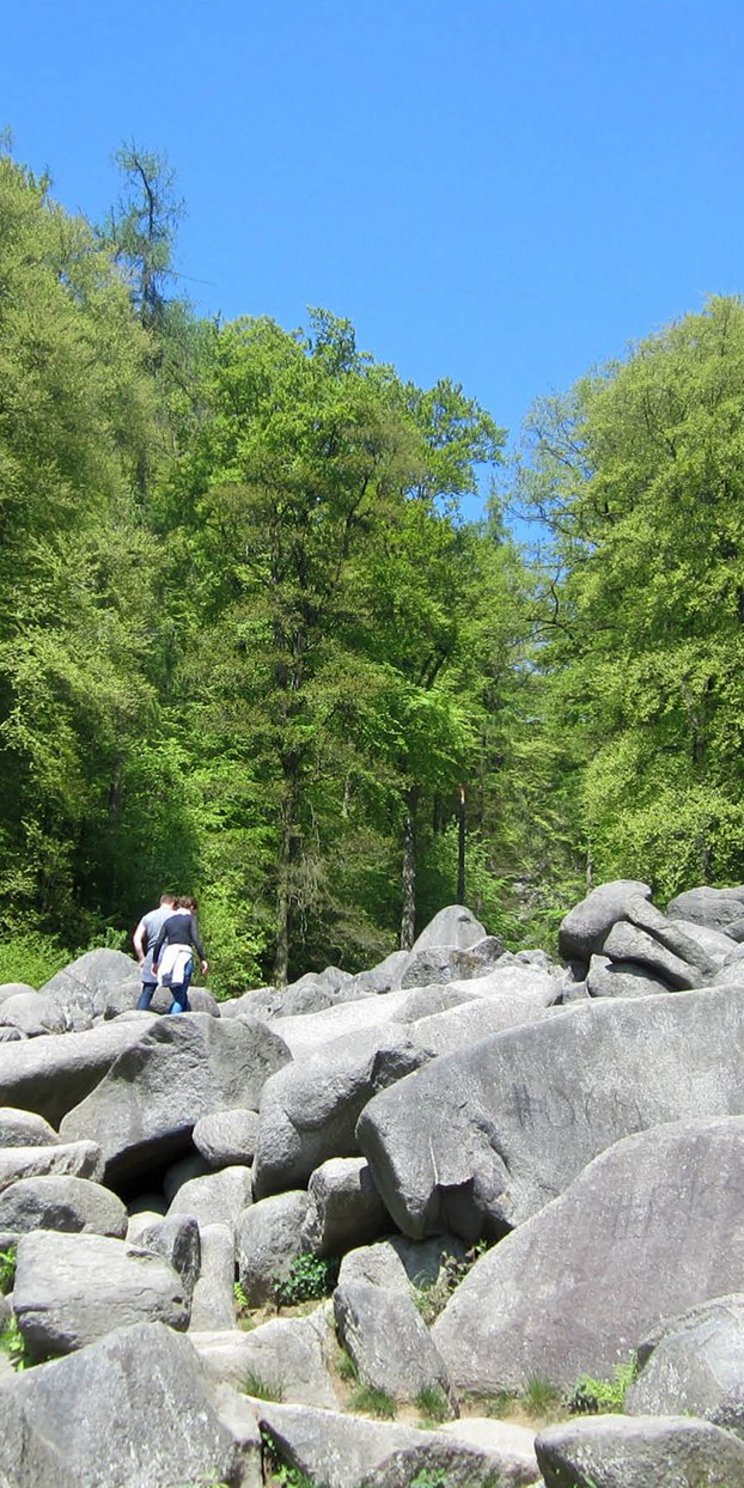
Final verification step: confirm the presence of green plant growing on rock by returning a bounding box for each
[0,1315,29,1371]
[260,1426,327,1488]
[349,1382,398,1418]
[411,1241,489,1324]
[414,1384,451,1426]
[272,1252,339,1307]
[335,1345,358,1382]
[567,1356,638,1414]
[0,1247,16,1295]
[242,1367,284,1402]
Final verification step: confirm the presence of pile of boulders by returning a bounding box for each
[0,888,743,1485]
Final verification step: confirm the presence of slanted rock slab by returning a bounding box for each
[535,1413,744,1488]
[0,1174,127,1237]
[334,1280,457,1412]
[432,1116,744,1393]
[0,1319,251,1488]
[13,1229,190,1358]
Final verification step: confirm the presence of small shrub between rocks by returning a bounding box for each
[260,1427,328,1488]
[349,1382,398,1419]
[0,1247,16,1295]
[0,1315,29,1371]
[335,1345,358,1382]
[524,1374,564,1416]
[411,1241,489,1325]
[273,1252,339,1307]
[567,1356,638,1414]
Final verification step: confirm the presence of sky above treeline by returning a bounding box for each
[4,0,744,518]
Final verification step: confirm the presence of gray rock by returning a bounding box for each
[667,884,744,926]
[163,1150,212,1201]
[334,1280,457,1412]
[0,1319,249,1488]
[60,1013,291,1186]
[0,1140,104,1194]
[437,1418,539,1480]
[193,1106,260,1167]
[558,879,652,965]
[266,988,415,1060]
[300,1157,388,1258]
[623,894,719,978]
[167,1163,253,1234]
[247,966,358,1021]
[408,973,555,1056]
[432,1116,744,1392]
[130,1213,201,1298]
[671,918,739,963]
[626,1293,744,1434]
[39,948,139,1030]
[0,1018,146,1126]
[601,920,702,989]
[194,1313,340,1408]
[0,1175,127,1237]
[252,1022,428,1198]
[395,984,479,1021]
[13,1229,190,1358]
[236,1190,311,1306]
[188,1222,236,1331]
[586,954,671,999]
[338,1233,468,1293]
[0,991,62,1037]
[400,937,506,990]
[0,983,36,1003]
[258,1399,538,1488]
[535,1413,744,1488]
[410,905,488,952]
[357,985,744,1239]
[0,1107,60,1147]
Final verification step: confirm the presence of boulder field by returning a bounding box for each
[0,886,742,1485]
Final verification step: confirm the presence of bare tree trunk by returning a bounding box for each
[400,784,419,950]
[457,785,466,904]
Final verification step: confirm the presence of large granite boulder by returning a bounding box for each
[252,1022,428,1198]
[0,1020,149,1126]
[192,1106,260,1167]
[334,1280,457,1412]
[13,1230,190,1359]
[558,879,652,966]
[193,1312,340,1409]
[167,1163,253,1235]
[626,1293,744,1434]
[0,1320,253,1488]
[357,985,744,1240]
[0,1174,127,1238]
[399,937,506,990]
[0,1107,60,1147]
[60,1014,291,1186]
[236,1190,311,1306]
[39,948,140,1030]
[409,905,488,952]
[300,1156,388,1258]
[666,884,744,931]
[431,1116,744,1392]
[188,1223,236,1331]
[0,1141,104,1194]
[535,1414,744,1488]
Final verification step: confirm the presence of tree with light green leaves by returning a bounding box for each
[516,295,744,902]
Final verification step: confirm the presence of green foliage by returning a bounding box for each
[0,1247,16,1294]
[260,1427,327,1488]
[524,1374,565,1416]
[0,934,68,990]
[335,1346,358,1382]
[0,1314,29,1370]
[349,1382,397,1418]
[414,1384,451,1425]
[411,1242,489,1325]
[567,1357,638,1414]
[272,1252,338,1308]
[409,1472,449,1488]
[241,1368,283,1402]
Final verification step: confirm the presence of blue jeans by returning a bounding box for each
[168,958,193,1014]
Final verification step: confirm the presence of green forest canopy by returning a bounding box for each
[1,145,743,992]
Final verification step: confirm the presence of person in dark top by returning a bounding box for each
[151,895,209,1015]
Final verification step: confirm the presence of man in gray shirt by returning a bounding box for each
[133,893,177,1010]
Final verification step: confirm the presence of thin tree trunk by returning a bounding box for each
[400,784,419,950]
[457,785,466,903]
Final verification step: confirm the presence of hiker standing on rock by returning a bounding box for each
[133,892,177,1011]
[151,895,209,1015]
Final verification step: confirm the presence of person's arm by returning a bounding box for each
[151,921,168,972]
[133,919,147,967]
[190,915,208,975]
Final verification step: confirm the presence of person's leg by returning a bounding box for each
[137,980,156,1011]
[168,958,193,1014]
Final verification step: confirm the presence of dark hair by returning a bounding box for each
[178,895,197,912]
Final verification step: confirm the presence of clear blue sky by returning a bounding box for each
[4,0,744,516]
